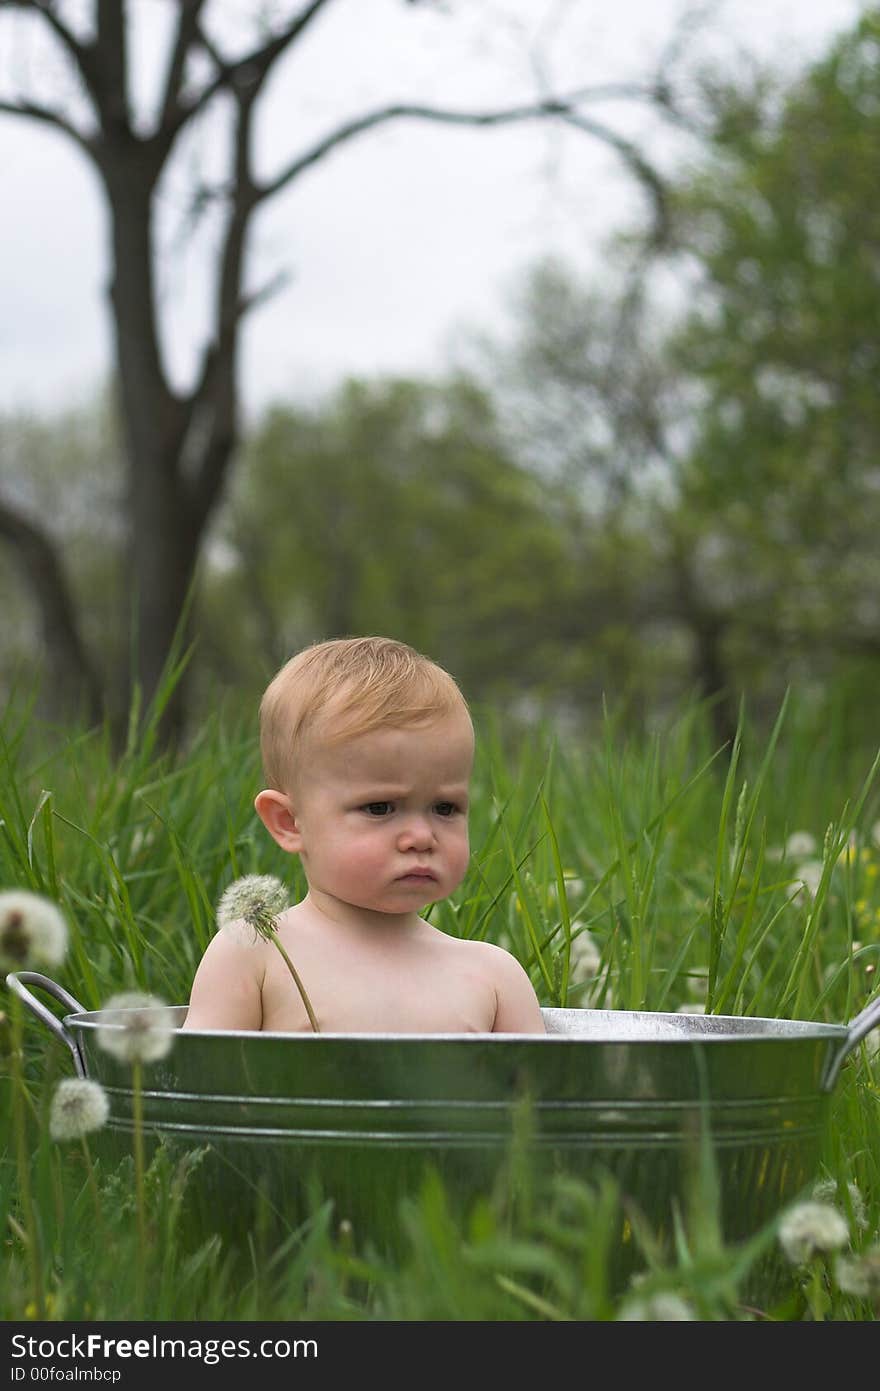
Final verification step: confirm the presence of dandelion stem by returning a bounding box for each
[269,932,320,1032]
[216,877,319,1031]
[806,1259,830,1320]
[132,1057,146,1314]
[80,1135,103,1231]
[9,993,44,1317]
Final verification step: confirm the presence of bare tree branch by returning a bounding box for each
[255,88,668,203]
[239,267,292,318]
[558,110,670,247]
[0,0,703,735]
[158,0,207,131]
[184,75,264,533]
[1,0,110,123]
[3,0,92,76]
[94,0,129,129]
[160,0,337,143]
[0,96,98,157]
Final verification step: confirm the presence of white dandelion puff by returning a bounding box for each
[0,890,68,974]
[568,927,601,981]
[778,1201,850,1265]
[216,874,289,944]
[793,860,824,901]
[564,875,585,896]
[812,1178,869,1231]
[96,991,176,1063]
[215,875,319,1032]
[129,827,156,858]
[784,831,817,859]
[617,1292,696,1321]
[685,967,709,1000]
[835,1249,880,1300]
[49,1078,109,1141]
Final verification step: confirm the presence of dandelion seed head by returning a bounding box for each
[617,1292,696,1321]
[216,874,288,944]
[568,927,601,981]
[812,1178,869,1231]
[96,991,176,1063]
[835,1249,880,1300]
[778,1200,850,1265]
[49,1078,109,1141]
[558,871,585,898]
[129,827,156,858]
[0,890,68,973]
[685,966,709,1000]
[794,860,824,900]
[785,831,817,859]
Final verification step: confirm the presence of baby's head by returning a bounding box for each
[256,638,474,916]
[259,635,473,796]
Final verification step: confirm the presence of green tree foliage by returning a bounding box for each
[0,398,124,720]
[475,8,880,744]
[474,258,710,734]
[669,9,880,701]
[197,376,583,714]
[0,1,686,739]
[9,11,880,745]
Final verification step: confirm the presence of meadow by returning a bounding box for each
[1,679,879,1322]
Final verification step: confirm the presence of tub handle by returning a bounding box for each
[4,971,88,1078]
[823,991,880,1091]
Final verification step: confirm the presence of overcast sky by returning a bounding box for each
[0,0,866,423]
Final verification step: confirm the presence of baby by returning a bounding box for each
[184,636,546,1034]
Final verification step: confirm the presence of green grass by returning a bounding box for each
[1,680,879,1321]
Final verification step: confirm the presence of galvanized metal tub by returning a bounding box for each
[10,972,880,1263]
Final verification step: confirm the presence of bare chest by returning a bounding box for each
[259,936,496,1034]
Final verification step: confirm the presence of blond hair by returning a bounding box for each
[259,636,471,791]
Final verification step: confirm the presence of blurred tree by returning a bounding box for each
[470,258,722,736]
[0,398,123,724]
[668,7,880,710]
[197,375,582,714]
[474,8,880,745]
[0,0,694,738]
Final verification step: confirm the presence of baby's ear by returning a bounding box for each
[254,790,302,853]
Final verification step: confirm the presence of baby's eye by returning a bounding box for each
[362,801,394,816]
[433,801,460,817]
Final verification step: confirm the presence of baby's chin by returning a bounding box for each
[343,886,446,916]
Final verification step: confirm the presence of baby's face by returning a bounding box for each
[292,712,473,917]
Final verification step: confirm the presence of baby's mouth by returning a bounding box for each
[397,868,437,881]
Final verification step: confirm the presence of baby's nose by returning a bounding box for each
[397,814,435,850]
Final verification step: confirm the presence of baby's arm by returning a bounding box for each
[487,943,547,1034]
[182,930,265,1031]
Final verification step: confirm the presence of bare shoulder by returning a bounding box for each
[182,926,268,1032]
[447,936,546,1034]
[448,935,511,963]
[448,934,526,971]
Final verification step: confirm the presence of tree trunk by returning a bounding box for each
[0,0,690,746]
[103,154,204,740]
[673,553,738,752]
[0,499,103,725]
